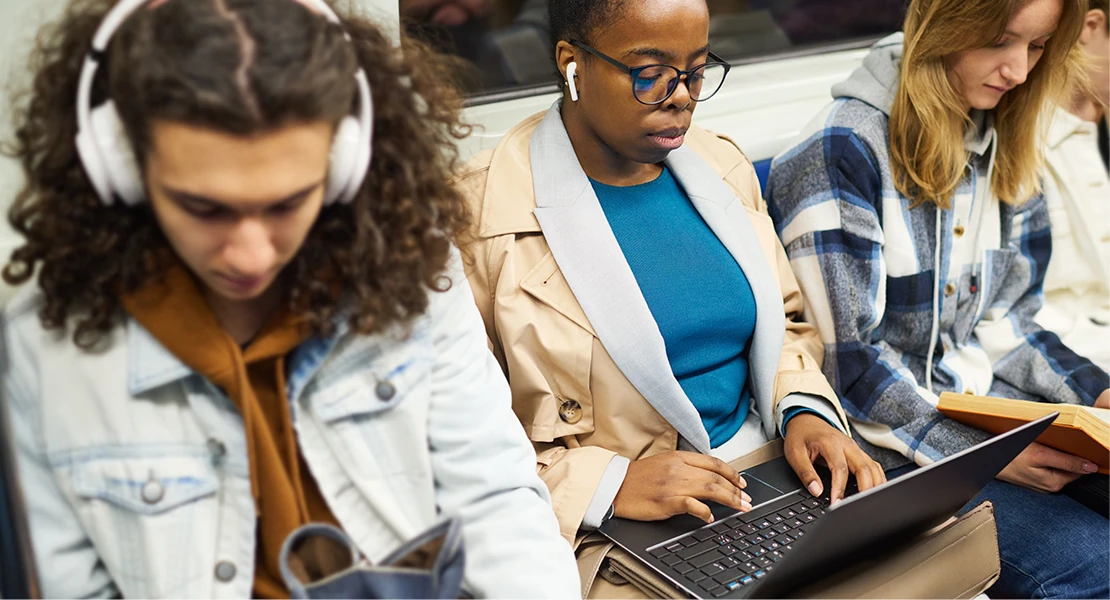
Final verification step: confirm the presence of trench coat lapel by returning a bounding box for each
[529,105,712,452]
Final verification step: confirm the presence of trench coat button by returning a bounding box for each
[214,560,237,582]
[141,478,164,505]
[944,283,956,296]
[559,399,583,424]
[953,225,965,237]
[375,380,396,401]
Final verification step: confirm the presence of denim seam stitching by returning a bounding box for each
[999,557,1047,597]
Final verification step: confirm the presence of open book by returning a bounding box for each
[937,393,1110,474]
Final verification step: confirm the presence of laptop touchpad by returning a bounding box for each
[706,476,784,520]
[738,472,788,506]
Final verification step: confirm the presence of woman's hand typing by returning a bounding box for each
[613,451,752,523]
[783,413,886,504]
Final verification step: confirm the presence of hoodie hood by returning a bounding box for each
[832,32,904,116]
[832,32,995,156]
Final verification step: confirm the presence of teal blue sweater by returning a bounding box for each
[591,166,757,447]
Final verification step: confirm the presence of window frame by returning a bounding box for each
[460,34,889,107]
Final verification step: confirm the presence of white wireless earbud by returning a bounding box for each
[566,61,579,102]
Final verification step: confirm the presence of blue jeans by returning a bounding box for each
[963,480,1109,599]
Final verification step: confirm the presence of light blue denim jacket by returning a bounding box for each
[0,254,578,598]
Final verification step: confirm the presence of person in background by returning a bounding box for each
[456,0,884,559]
[773,0,906,46]
[766,0,1109,596]
[0,0,578,597]
[1036,0,1110,372]
[402,0,490,27]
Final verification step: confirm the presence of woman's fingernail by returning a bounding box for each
[807,481,822,497]
[737,475,747,488]
[741,500,753,511]
[1084,462,1098,473]
[742,492,752,503]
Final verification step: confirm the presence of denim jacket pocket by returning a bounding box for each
[306,341,438,505]
[66,451,221,596]
[311,340,435,424]
[72,453,218,514]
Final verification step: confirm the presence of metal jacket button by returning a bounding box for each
[944,283,956,296]
[214,561,237,582]
[953,225,965,237]
[376,380,396,401]
[207,438,227,459]
[559,399,583,424]
[141,477,164,505]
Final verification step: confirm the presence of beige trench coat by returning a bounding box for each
[456,106,849,543]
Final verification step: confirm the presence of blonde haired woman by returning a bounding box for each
[767,0,1110,596]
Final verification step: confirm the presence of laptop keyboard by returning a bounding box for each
[647,493,831,597]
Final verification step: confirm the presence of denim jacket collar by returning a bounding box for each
[125,308,352,397]
[126,318,194,396]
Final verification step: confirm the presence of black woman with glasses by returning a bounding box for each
[456,0,883,575]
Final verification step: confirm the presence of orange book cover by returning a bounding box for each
[937,393,1110,474]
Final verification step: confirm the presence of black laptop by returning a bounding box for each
[599,413,1056,599]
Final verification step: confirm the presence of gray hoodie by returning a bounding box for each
[831,32,904,116]
[831,32,995,153]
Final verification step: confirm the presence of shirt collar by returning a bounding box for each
[1045,107,1093,149]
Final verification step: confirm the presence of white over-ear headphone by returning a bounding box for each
[75,0,374,207]
[565,61,579,102]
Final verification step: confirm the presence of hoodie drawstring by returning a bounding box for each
[925,208,942,394]
[924,129,998,395]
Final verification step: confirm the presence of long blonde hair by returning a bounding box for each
[891,0,1088,208]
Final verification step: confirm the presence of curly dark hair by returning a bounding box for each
[3,0,471,348]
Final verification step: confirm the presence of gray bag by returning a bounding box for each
[279,518,466,599]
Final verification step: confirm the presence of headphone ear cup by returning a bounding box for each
[86,102,144,206]
[327,115,362,205]
[76,120,113,205]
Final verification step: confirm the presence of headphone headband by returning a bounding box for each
[75,0,374,206]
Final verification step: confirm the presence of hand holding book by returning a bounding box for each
[996,442,1099,493]
[937,393,1110,475]
[937,392,1109,500]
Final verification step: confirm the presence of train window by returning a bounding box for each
[400,0,907,104]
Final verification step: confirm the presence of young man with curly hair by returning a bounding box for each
[0,0,577,597]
